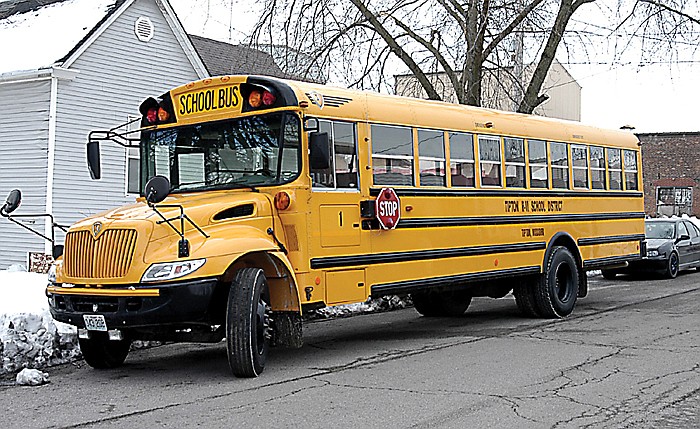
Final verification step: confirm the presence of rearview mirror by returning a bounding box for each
[676,234,690,243]
[1,189,21,216]
[145,175,170,205]
[87,140,101,179]
[309,132,330,170]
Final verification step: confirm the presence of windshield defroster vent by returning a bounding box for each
[213,204,255,221]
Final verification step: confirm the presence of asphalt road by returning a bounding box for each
[1,272,699,429]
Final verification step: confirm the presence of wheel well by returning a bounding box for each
[545,232,583,272]
[210,252,301,323]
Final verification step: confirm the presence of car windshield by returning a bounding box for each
[141,113,300,193]
[645,222,675,239]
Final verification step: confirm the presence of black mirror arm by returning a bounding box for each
[87,117,147,148]
[0,212,55,244]
[150,204,210,239]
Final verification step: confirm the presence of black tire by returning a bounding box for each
[513,279,540,317]
[664,252,679,279]
[79,332,131,369]
[601,270,617,280]
[534,246,579,318]
[226,268,271,377]
[412,289,472,317]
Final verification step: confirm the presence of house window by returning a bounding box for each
[656,187,693,216]
[449,132,475,187]
[418,129,446,186]
[371,124,414,186]
[550,142,569,189]
[528,139,548,188]
[504,137,525,188]
[478,135,501,187]
[572,145,588,189]
[127,148,140,194]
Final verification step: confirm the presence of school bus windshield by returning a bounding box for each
[142,112,301,193]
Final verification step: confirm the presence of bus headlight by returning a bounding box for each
[47,264,57,284]
[141,259,206,282]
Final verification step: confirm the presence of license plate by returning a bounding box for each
[83,314,107,331]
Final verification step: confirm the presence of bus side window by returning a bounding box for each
[448,132,475,187]
[371,124,414,186]
[550,142,570,189]
[504,137,525,188]
[478,135,502,187]
[311,120,334,187]
[590,146,606,189]
[623,149,638,191]
[607,148,622,190]
[333,121,358,189]
[572,145,589,189]
[418,129,446,187]
[528,139,548,188]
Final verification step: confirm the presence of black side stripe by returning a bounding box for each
[395,212,645,229]
[583,253,642,269]
[578,234,646,246]
[370,266,542,297]
[370,188,644,199]
[310,241,546,270]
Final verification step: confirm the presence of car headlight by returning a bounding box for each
[647,249,659,257]
[141,259,206,282]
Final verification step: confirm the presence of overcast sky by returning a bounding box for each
[170,0,700,134]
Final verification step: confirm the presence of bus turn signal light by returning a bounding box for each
[248,89,277,109]
[274,191,291,210]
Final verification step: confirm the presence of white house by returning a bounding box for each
[0,0,210,268]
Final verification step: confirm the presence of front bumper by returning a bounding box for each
[622,255,668,272]
[46,277,219,330]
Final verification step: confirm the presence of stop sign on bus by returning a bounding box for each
[376,187,401,230]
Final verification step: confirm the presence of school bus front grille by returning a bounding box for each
[64,229,138,279]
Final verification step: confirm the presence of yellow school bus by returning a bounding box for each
[44,75,644,377]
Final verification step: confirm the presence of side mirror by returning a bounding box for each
[145,175,170,205]
[52,244,64,259]
[87,140,101,180]
[309,132,331,170]
[676,234,690,243]
[1,189,21,216]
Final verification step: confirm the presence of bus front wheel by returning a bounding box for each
[78,332,131,369]
[226,268,271,377]
[412,289,472,317]
[535,246,579,318]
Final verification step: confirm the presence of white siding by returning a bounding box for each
[0,79,50,268]
[51,0,201,242]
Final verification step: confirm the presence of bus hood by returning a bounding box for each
[71,190,275,237]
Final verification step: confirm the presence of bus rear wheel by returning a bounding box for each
[513,279,540,317]
[412,289,472,317]
[534,246,579,318]
[79,332,131,369]
[226,268,271,378]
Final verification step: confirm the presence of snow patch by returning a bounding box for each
[0,0,117,74]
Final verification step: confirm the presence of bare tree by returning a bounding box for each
[250,0,699,113]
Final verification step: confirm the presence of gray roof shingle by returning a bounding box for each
[189,34,288,79]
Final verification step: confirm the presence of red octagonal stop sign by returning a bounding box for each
[375,187,401,230]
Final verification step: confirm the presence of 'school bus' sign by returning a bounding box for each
[376,187,401,230]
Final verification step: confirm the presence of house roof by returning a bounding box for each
[0,0,207,79]
[0,0,120,74]
[189,34,288,79]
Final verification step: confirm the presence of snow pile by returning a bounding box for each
[0,0,117,74]
[0,270,79,375]
[308,295,411,319]
[15,368,50,386]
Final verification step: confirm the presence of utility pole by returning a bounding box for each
[512,0,525,111]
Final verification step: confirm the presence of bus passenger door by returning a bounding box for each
[309,119,367,304]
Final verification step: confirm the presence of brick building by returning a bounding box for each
[637,132,700,217]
